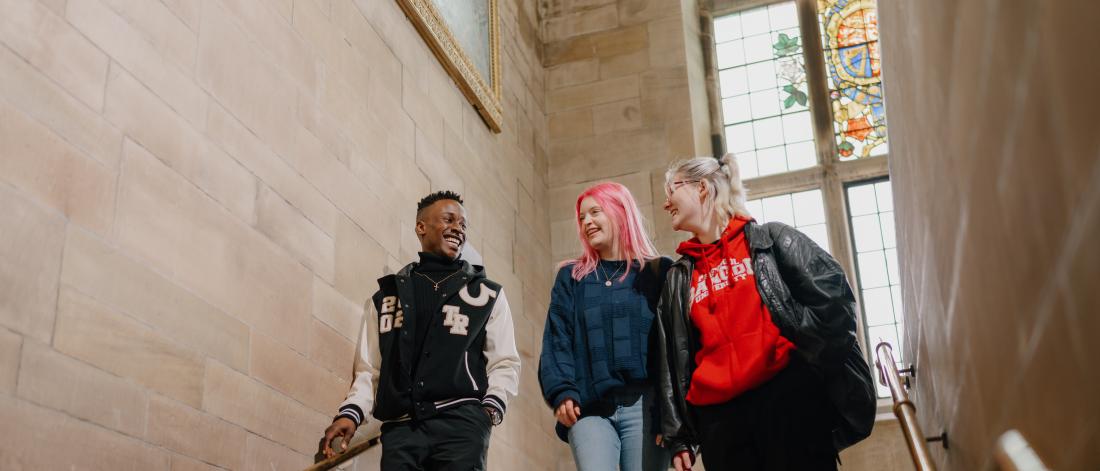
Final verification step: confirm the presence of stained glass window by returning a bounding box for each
[746,189,831,252]
[713,2,818,179]
[819,0,888,159]
[846,180,899,397]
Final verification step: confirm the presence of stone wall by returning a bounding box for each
[544,0,714,261]
[879,0,1100,469]
[0,0,561,469]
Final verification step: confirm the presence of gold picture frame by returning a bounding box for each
[396,0,503,133]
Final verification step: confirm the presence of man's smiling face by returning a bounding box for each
[416,199,467,260]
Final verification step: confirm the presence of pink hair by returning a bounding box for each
[558,182,659,281]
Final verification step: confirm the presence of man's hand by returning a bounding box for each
[482,406,502,426]
[321,417,357,459]
[554,398,581,427]
[672,450,694,471]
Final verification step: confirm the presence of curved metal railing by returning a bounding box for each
[875,342,939,471]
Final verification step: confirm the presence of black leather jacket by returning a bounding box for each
[654,221,876,456]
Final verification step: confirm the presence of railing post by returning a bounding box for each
[875,342,940,471]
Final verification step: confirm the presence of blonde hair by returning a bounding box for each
[665,154,751,224]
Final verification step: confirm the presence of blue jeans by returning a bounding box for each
[567,391,670,471]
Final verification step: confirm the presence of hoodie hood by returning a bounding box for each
[675,216,750,259]
[676,216,751,306]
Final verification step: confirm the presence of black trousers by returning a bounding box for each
[691,357,839,471]
[380,403,492,470]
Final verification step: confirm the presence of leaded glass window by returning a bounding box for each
[819,0,888,159]
[714,2,817,179]
[709,1,897,397]
[746,189,831,251]
[846,180,900,397]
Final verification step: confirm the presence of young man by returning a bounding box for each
[321,191,521,470]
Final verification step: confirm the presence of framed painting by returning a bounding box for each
[396,0,503,133]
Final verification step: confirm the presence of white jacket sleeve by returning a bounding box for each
[336,300,381,427]
[480,289,521,416]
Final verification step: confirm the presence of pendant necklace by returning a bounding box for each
[598,262,624,287]
[415,269,463,291]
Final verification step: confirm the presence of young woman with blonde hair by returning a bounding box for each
[538,181,672,470]
[654,155,876,470]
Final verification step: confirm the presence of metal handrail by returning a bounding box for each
[305,434,381,471]
[994,429,1050,471]
[875,342,938,471]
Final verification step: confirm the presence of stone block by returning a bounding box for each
[53,288,205,407]
[548,75,641,113]
[618,0,683,26]
[17,340,148,437]
[0,185,66,343]
[551,218,582,261]
[542,0,617,19]
[170,454,225,471]
[0,100,116,235]
[0,329,19,395]
[68,0,207,126]
[414,129,466,196]
[549,128,669,187]
[300,88,360,168]
[147,395,248,470]
[256,184,336,283]
[114,142,313,352]
[599,48,649,79]
[106,70,255,223]
[309,318,355,381]
[545,58,598,90]
[203,361,330,454]
[382,140,431,209]
[0,44,122,168]
[0,0,108,109]
[280,125,400,254]
[94,0,197,71]
[330,0,402,98]
[313,276,366,341]
[217,0,318,92]
[197,1,300,159]
[549,108,594,140]
[366,71,416,159]
[0,395,170,469]
[38,0,66,15]
[592,97,643,134]
[160,0,201,30]
[250,332,347,413]
[244,433,311,471]
[647,15,687,67]
[206,103,338,237]
[549,181,587,221]
[60,226,250,372]
[544,25,647,66]
[334,215,389,306]
[401,68,447,153]
[543,4,619,43]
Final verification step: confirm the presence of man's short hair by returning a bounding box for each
[416,190,464,218]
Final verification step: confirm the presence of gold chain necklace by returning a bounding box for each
[415,269,463,291]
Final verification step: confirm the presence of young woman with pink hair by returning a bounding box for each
[538,182,672,470]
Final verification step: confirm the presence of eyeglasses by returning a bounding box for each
[665,180,699,197]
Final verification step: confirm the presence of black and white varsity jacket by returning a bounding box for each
[336,260,521,426]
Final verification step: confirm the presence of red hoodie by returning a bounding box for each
[676,216,794,406]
